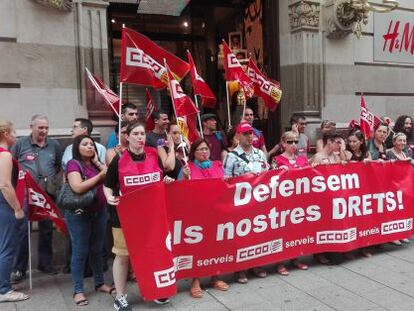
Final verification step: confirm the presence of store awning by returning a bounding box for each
[109,0,191,16]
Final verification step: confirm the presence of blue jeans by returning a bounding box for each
[65,210,107,294]
[0,200,19,294]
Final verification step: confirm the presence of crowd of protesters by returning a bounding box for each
[1,105,414,310]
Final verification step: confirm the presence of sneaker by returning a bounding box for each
[114,295,132,311]
[153,297,170,305]
[10,271,26,284]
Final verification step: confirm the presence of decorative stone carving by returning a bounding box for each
[324,0,400,39]
[288,1,320,32]
[32,0,73,11]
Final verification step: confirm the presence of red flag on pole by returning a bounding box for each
[360,95,381,140]
[145,89,157,131]
[222,40,254,98]
[85,67,120,116]
[120,27,190,89]
[25,173,67,234]
[187,50,216,108]
[247,58,282,111]
[166,62,199,117]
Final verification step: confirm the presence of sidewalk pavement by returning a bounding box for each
[3,243,414,311]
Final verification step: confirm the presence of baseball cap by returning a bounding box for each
[236,121,254,134]
[201,113,217,122]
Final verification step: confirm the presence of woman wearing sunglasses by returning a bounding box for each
[180,138,229,298]
[271,131,308,170]
[271,131,309,275]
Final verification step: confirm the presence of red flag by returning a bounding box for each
[187,50,216,108]
[145,89,157,131]
[166,62,199,118]
[360,95,381,140]
[85,67,120,116]
[222,40,254,98]
[25,173,67,234]
[120,27,189,89]
[117,182,177,300]
[247,58,282,111]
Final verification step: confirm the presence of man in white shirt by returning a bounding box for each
[62,118,106,171]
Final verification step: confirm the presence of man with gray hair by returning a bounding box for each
[11,114,62,282]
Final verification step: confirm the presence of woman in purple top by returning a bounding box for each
[65,135,114,306]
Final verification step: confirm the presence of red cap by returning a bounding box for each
[236,121,254,134]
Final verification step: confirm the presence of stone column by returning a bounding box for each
[279,0,323,135]
[73,0,111,123]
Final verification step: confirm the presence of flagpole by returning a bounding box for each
[241,88,247,122]
[28,219,32,290]
[118,82,123,146]
[193,95,204,139]
[164,59,188,163]
[225,81,231,128]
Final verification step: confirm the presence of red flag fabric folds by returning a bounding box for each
[222,40,254,98]
[247,58,282,111]
[187,50,216,108]
[25,173,67,234]
[166,62,199,118]
[145,89,157,131]
[360,95,381,140]
[120,27,189,89]
[85,67,120,115]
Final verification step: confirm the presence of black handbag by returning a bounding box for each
[56,160,97,214]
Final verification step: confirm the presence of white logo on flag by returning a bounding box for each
[28,188,58,218]
[170,80,186,99]
[236,239,283,262]
[381,218,413,235]
[227,54,241,68]
[125,47,165,79]
[154,266,176,288]
[360,108,375,129]
[173,256,193,271]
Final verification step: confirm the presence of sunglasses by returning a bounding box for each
[286,140,299,145]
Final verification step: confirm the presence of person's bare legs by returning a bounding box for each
[113,255,129,297]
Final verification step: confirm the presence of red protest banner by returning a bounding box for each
[25,173,67,234]
[117,161,414,300]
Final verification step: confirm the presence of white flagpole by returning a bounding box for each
[28,220,32,290]
[193,95,204,139]
[118,82,123,146]
[164,59,188,163]
[225,81,232,128]
[241,88,247,122]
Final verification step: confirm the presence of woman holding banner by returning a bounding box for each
[310,132,343,265]
[367,122,389,161]
[343,130,372,257]
[103,122,174,310]
[271,131,309,275]
[344,130,370,162]
[179,138,229,298]
[0,119,29,303]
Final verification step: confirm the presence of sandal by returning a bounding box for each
[235,271,248,284]
[95,284,116,297]
[276,264,290,276]
[73,293,88,306]
[291,260,308,270]
[360,248,372,258]
[190,286,203,298]
[252,267,267,278]
[211,280,229,291]
[0,290,29,302]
